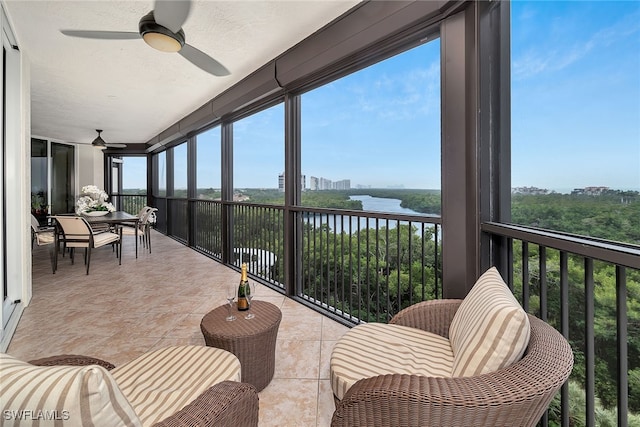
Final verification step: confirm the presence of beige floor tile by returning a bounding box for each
[317,380,337,427]
[319,340,338,380]
[274,340,321,379]
[278,312,323,341]
[321,317,350,341]
[258,379,318,427]
[126,312,190,337]
[166,313,207,339]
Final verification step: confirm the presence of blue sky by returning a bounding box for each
[125,1,640,192]
[511,0,640,191]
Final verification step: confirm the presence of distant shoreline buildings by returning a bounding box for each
[309,176,351,191]
[278,172,351,192]
[511,186,633,196]
[570,186,611,196]
[511,186,551,195]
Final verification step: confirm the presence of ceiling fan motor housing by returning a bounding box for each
[139,11,185,52]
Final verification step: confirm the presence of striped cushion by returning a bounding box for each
[0,353,141,426]
[330,323,453,400]
[449,266,530,377]
[111,345,241,426]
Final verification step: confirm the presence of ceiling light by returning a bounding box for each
[91,129,106,148]
[139,12,185,53]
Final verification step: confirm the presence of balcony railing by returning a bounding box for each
[482,222,639,427]
[188,200,441,321]
[294,206,441,324]
[110,194,147,216]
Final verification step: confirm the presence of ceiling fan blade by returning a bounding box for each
[154,0,191,33]
[179,44,230,76]
[61,30,140,40]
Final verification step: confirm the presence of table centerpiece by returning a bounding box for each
[75,185,116,216]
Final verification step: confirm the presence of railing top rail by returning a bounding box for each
[291,205,442,224]
[482,221,640,270]
[191,199,442,225]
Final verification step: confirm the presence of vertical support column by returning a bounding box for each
[441,1,510,298]
[221,122,233,265]
[478,0,512,276]
[440,7,479,298]
[284,94,301,297]
[166,147,174,236]
[147,153,154,208]
[187,135,197,246]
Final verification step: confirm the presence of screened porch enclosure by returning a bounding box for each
[74,0,640,425]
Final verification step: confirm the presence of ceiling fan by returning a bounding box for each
[60,0,230,77]
[91,130,127,149]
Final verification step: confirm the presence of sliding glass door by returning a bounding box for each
[50,142,75,214]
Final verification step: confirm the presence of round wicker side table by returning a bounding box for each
[200,300,282,392]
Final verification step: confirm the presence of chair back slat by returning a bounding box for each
[53,216,92,245]
[137,206,151,218]
[30,214,40,232]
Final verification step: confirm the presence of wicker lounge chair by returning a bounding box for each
[330,299,574,427]
[2,346,258,427]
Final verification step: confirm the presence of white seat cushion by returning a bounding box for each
[119,225,138,235]
[0,353,141,426]
[449,266,531,377]
[92,231,119,248]
[330,323,453,400]
[35,230,55,245]
[111,345,241,427]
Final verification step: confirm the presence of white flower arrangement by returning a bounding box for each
[75,185,116,214]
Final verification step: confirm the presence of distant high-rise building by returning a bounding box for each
[334,179,351,190]
[307,175,351,190]
[278,172,306,192]
[319,177,332,190]
[310,176,319,191]
[278,172,285,192]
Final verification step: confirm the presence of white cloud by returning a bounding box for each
[512,7,640,81]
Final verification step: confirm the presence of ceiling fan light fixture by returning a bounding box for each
[142,32,182,52]
[139,11,185,53]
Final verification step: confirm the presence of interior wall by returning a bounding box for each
[0,3,30,352]
[76,144,104,191]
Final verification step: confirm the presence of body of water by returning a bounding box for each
[349,195,421,215]
[304,195,430,234]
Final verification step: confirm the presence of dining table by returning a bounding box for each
[82,211,140,258]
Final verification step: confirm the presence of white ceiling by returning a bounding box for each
[3,0,360,146]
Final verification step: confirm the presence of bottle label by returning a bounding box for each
[237,263,249,311]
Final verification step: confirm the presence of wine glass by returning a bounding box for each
[225,282,236,321]
[244,282,257,319]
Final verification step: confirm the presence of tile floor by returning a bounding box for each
[7,229,350,427]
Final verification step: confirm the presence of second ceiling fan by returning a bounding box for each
[91,130,126,149]
[61,0,230,77]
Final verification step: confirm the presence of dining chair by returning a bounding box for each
[30,214,55,249]
[120,206,153,257]
[143,207,158,253]
[52,215,122,274]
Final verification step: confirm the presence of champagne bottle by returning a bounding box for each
[237,263,249,311]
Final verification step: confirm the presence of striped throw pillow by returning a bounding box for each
[0,353,141,426]
[449,267,530,377]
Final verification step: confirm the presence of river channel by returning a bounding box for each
[304,195,429,234]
